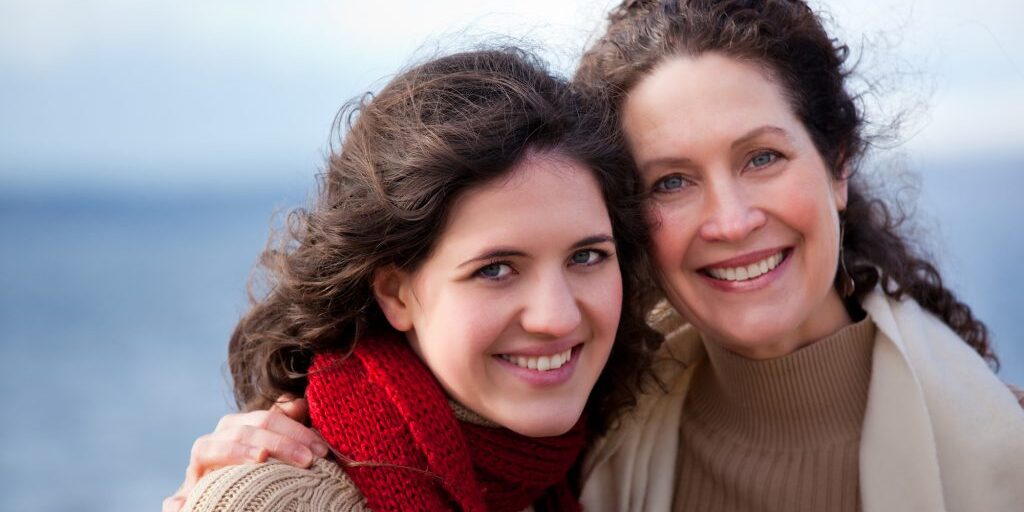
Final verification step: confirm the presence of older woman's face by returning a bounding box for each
[622,54,851,358]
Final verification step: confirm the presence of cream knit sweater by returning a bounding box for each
[183,458,366,512]
[182,403,509,512]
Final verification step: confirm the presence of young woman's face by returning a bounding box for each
[622,54,850,359]
[377,153,622,437]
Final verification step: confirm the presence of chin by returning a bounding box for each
[716,321,812,359]
[499,407,583,438]
[696,315,784,354]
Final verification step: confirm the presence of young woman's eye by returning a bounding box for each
[652,174,690,193]
[476,262,513,280]
[569,249,608,266]
[749,151,779,168]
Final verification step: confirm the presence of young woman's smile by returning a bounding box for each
[374,152,622,437]
[623,54,852,359]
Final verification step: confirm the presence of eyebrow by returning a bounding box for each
[730,125,792,150]
[639,156,696,174]
[638,125,793,173]
[572,234,616,249]
[456,234,616,269]
[457,249,527,269]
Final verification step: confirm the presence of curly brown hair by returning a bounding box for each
[228,47,663,435]
[576,0,996,365]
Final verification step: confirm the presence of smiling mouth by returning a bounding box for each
[701,249,789,282]
[498,346,576,372]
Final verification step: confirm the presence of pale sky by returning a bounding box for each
[1,0,1021,189]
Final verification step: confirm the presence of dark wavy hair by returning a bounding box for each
[576,0,995,365]
[228,48,663,435]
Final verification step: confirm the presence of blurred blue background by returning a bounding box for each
[1,1,1021,510]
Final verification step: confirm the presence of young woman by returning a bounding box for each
[169,1,1024,511]
[175,48,662,511]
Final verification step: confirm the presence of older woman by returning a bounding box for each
[166,1,1024,511]
[574,1,1022,510]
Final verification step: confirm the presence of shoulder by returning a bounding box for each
[1007,383,1024,409]
[861,290,1024,411]
[649,301,703,371]
[580,306,698,510]
[182,458,367,512]
[861,288,978,360]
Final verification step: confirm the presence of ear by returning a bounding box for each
[832,165,849,212]
[372,266,414,332]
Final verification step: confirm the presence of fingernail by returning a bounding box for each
[313,443,330,458]
[248,446,266,461]
[294,446,313,466]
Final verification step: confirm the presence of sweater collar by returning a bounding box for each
[685,317,876,449]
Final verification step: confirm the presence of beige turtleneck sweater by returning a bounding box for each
[673,317,876,512]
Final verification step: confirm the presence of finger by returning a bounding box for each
[189,433,269,481]
[212,409,326,457]
[234,425,316,466]
[162,495,185,512]
[271,394,309,423]
[218,407,321,448]
[213,425,316,468]
[259,410,328,457]
[213,411,249,433]
[233,409,327,458]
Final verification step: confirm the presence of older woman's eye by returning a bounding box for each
[653,174,689,193]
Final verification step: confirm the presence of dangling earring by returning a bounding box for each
[838,219,855,298]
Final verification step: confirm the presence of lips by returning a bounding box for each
[494,343,584,387]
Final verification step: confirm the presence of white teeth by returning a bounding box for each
[537,357,551,371]
[499,348,573,371]
[706,252,784,282]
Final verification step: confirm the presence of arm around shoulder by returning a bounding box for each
[182,458,367,512]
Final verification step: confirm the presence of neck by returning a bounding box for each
[714,289,854,360]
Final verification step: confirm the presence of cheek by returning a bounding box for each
[646,202,695,271]
[592,270,624,329]
[414,289,514,363]
[560,263,623,339]
[779,185,841,284]
[785,170,843,224]
[784,188,840,245]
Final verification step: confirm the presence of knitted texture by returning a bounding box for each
[183,458,367,512]
[306,334,585,512]
[673,317,876,512]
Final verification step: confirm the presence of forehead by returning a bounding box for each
[622,54,804,153]
[437,153,611,248]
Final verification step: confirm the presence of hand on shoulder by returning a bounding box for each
[163,395,326,512]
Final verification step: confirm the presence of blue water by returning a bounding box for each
[0,160,1021,511]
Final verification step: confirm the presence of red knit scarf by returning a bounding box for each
[305,333,586,512]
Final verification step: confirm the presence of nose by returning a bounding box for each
[520,271,582,338]
[698,177,767,242]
